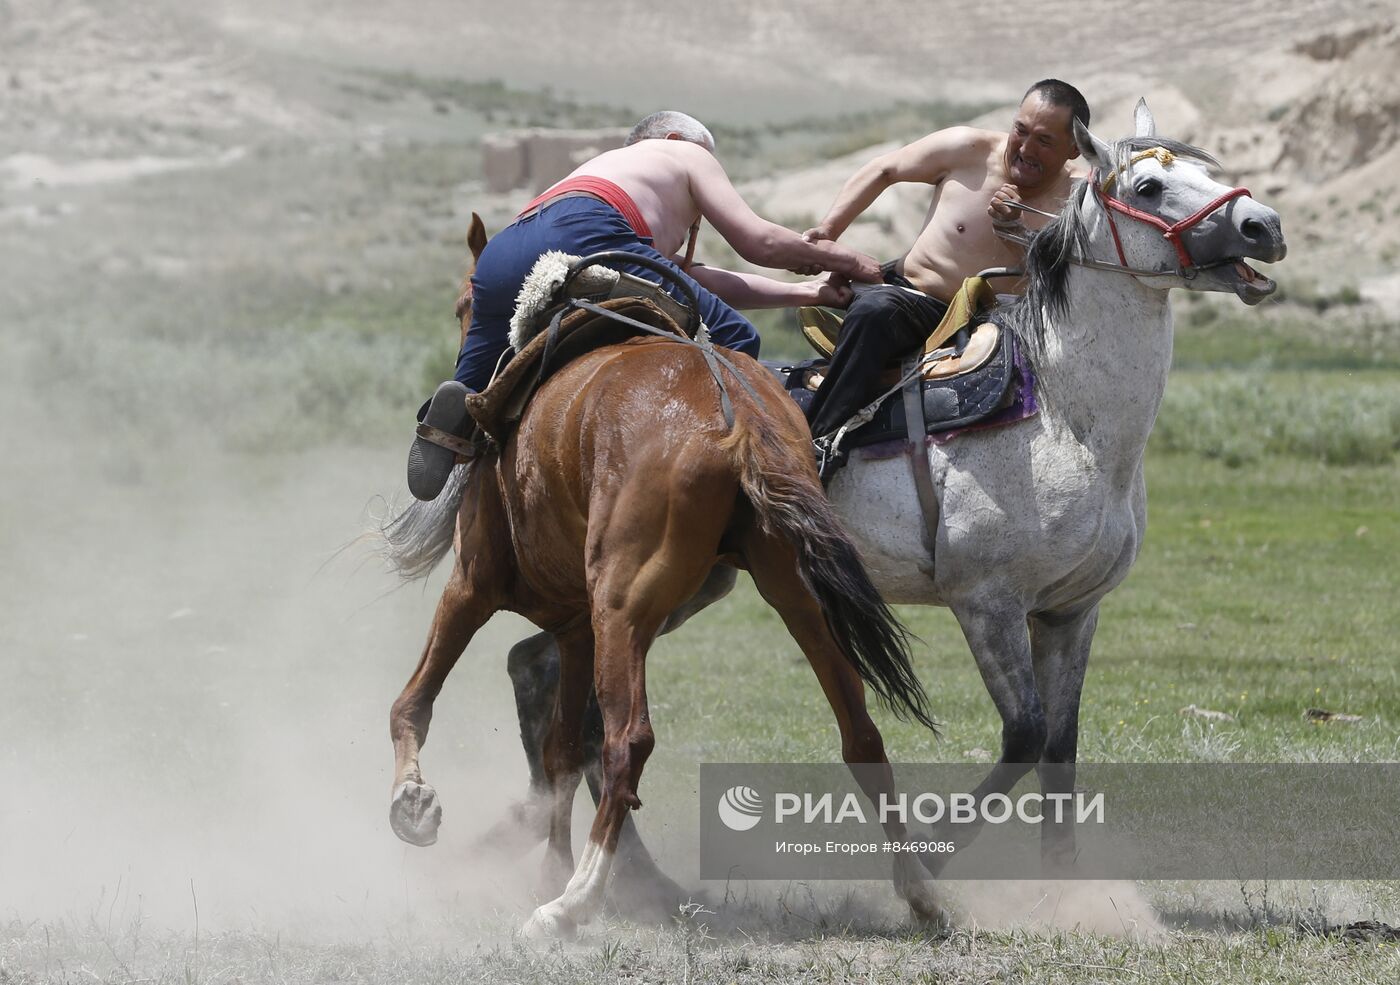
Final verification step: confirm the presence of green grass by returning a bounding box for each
[644,454,1400,770]
[5,887,1399,985]
[1172,301,1400,372]
[1154,369,1400,466]
[10,379,1399,982]
[1162,303,1400,467]
[354,72,994,183]
[367,72,639,132]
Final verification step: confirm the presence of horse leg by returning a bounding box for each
[523,505,721,938]
[576,744,696,923]
[536,623,596,900]
[924,600,1045,874]
[1029,604,1099,872]
[388,563,495,846]
[501,659,689,920]
[523,610,666,937]
[744,529,944,925]
[489,565,736,904]
[468,631,560,858]
[594,562,735,917]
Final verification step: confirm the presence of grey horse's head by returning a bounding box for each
[1071,99,1286,305]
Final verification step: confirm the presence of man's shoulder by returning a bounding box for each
[941,124,1003,143]
[908,125,1003,162]
[627,138,708,162]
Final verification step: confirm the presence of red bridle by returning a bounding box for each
[1090,159,1250,277]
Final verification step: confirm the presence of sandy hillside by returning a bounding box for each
[5,0,1397,287]
[202,0,1396,117]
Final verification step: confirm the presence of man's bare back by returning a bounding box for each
[549,139,880,281]
[559,141,701,255]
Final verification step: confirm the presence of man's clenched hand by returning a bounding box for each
[987,183,1023,222]
[810,272,854,309]
[787,226,834,276]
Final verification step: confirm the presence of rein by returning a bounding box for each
[567,298,768,429]
[1093,147,1250,278]
[551,250,768,429]
[680,218,700,272]
[1004,146,1251,281]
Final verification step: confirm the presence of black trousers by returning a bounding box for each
[806,264,949,438]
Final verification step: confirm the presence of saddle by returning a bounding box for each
[465,295,688,443]
[771,318,1027,454]
[464,251,739,446]
[778,275,1029,453]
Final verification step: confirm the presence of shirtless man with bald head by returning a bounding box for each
[802,80,1091,438]
[407,110,881,500]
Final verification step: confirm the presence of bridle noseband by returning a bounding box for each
[1090,147,1250,279]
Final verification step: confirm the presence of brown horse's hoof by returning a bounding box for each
[521,899,578,940]
[390,780,442,846]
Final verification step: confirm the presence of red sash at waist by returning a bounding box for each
[517,175,654,240]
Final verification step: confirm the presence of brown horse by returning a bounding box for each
[382,234,941,937]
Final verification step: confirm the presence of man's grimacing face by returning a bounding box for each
[1006,91,1080,190]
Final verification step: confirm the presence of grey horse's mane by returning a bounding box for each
[999,136,1220,362]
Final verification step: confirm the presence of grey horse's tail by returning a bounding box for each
[724,406,937,733]
[375,464,469,580]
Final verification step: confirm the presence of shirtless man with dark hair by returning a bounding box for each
[407,110,881,500]
[802,80,1091,438]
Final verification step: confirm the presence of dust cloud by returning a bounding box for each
[0,377,547,938]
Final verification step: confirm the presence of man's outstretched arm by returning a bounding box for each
[677,142,881,282]
[687,265,852,310]
[805,126,987,242]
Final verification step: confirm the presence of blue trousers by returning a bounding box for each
[454,197,760,393]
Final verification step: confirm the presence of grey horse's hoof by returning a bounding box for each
[390,780,443,846]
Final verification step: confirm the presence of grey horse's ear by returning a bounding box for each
[1073,117,1111,171]
[1133,98,1156,138]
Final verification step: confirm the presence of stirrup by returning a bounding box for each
[414,422,478,458]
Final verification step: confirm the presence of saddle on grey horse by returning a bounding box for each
[769,321,1027,454]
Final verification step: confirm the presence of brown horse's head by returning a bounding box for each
[454,213,489,349]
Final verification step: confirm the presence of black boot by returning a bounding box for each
[407,381,470,501]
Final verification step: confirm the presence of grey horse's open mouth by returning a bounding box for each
[1224,258,1276,305]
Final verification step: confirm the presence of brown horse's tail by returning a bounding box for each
[724,403,937,733]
